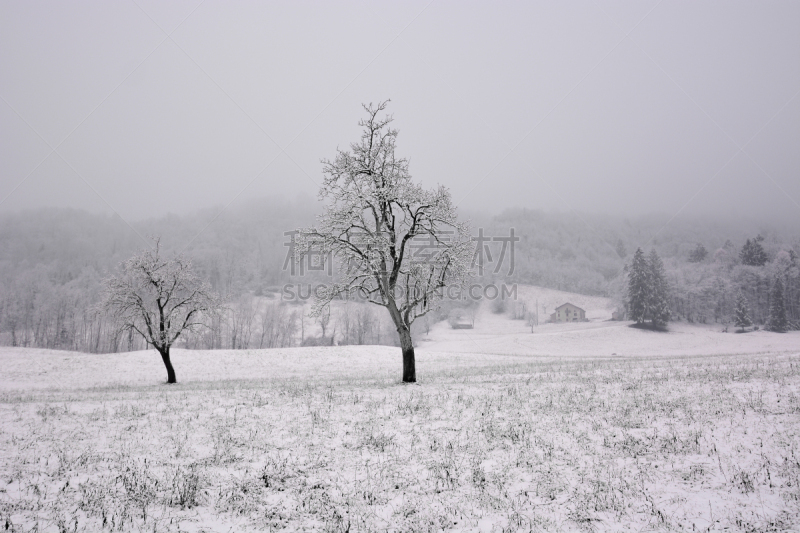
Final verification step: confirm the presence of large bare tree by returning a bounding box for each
[298,101,472,382]
[103,241,218,383]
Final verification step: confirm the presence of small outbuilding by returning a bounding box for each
[449,310,474,329]
[549,303,587,323]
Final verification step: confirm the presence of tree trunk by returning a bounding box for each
[398,326,416,383]
[158,346,177,384]
[386,299,416,383]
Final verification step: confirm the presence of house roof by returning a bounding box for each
[554,302,584,312]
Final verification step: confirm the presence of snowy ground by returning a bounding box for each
[1,293,799,532]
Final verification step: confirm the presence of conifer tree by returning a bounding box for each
[766,276,788,332]
[627,248,649,324]
[648,249,671,327]
[688,243,708,263]
[740,238,768,266]
[734,291,752,332]
[615,239,627,259]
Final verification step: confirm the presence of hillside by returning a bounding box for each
[1,204,798,353]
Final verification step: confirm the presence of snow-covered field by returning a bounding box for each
[421,294,800,358]
[1,295,799,532]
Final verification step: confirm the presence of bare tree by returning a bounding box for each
[102,240,219,384]
[355,305,376,345]
[317,305,332,339]
[298,101,472,382]
[258,301,298,348]
[229,293,256,349]
[337,303,354,345]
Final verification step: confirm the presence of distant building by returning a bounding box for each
[449,312,474,329]
[611,309,626,321]
[549,303,587,323]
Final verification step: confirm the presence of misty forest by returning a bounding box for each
[1,204,798,353]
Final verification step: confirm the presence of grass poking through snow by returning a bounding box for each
[0,351,799,531]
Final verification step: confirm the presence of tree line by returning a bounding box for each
[622,235,799,331]
[1,203,798,351]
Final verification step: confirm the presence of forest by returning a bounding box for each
[1,199,798,353]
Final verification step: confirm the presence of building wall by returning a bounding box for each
[553,304,586,322]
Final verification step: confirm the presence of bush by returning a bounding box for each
[491,297,508,314]
[301,335,335,346]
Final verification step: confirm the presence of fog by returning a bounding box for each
[1,1,798,223]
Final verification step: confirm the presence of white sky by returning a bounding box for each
[1,1,798,223]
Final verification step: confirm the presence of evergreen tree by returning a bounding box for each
[627,248,649,324]
[740,238,768,266]
[765,276,788,332]
[688,243,708,263]
[615,239,627,259]
[648,249,671,327]
[734,291,752,332]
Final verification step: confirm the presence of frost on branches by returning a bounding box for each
[297,101,472,382]
[103,240,219,383]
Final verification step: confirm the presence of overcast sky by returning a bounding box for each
[1,1,798,223]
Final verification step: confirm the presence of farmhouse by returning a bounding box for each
[549,303,587,323]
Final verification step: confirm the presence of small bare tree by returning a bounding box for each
[337,303,354,345]
[258,301,297,348]
[317,305,332,339]
[298,101,472,382]
[229,293,257,349]
[355,305,376,345]
[103,240,219,383]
